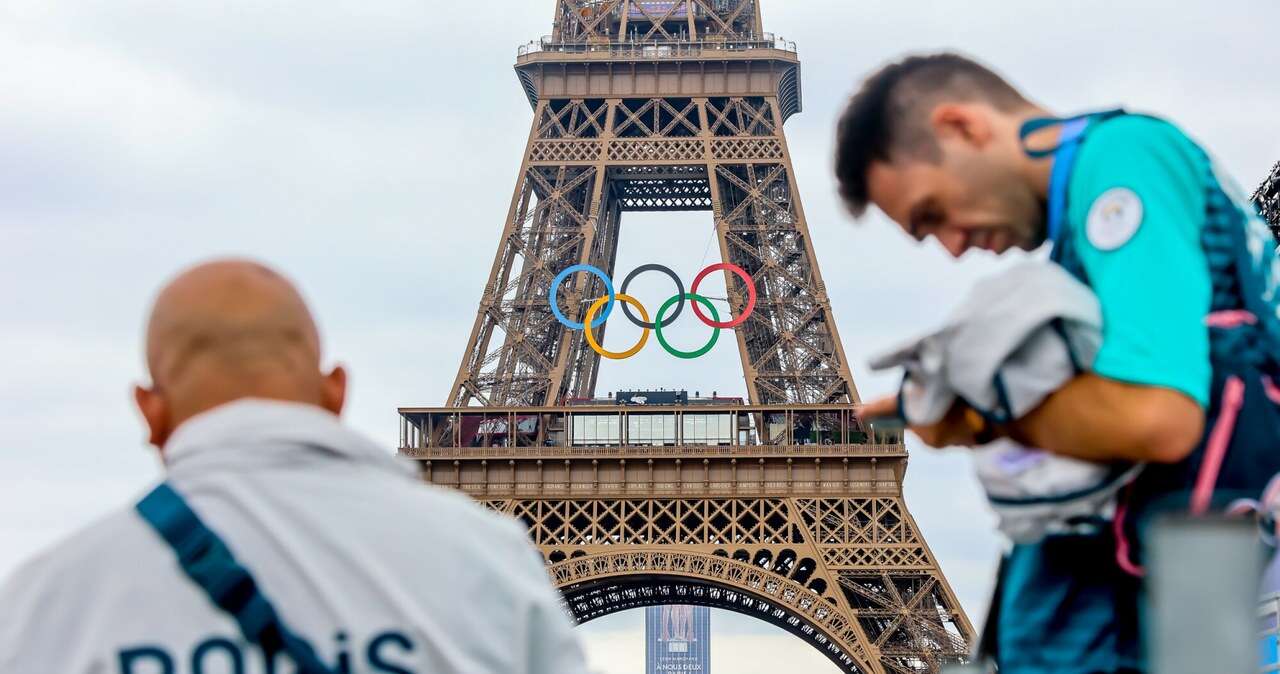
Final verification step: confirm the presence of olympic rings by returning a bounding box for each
[549,264,615,330]
[584,294,650,360]
[654,293,720,359]
[620,264,684,329]
[548,262,756,359]
[690,262,756,329]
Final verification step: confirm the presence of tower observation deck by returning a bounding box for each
[515,1,801,122]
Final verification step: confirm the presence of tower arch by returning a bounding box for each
[554,550,875,673]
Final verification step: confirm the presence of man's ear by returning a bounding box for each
[929,102,994,148]
[134,384,171,449]
[320,365,347,416]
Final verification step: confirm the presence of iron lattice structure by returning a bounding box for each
[399,405,974,674]
[450,0,844,408]
[410,3,975,673]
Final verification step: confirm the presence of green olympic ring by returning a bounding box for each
[653,293,720,360]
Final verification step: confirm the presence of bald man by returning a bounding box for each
[0,260,590,674]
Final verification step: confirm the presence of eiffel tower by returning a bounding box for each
[399,3,973,672]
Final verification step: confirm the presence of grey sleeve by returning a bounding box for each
[0,560,82,674]
[497,518,592,674]
[523,588,592,674]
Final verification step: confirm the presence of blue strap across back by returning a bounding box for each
[136,483,335,674]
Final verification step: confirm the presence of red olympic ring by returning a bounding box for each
[690,263,756,329]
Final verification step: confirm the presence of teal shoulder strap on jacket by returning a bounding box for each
[135,483,335,674]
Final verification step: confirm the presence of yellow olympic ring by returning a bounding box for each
[583,293,649,360]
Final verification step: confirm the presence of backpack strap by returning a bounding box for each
[136,483,335,674]
[1188,375,1248,515]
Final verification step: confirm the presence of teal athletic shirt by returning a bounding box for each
[1066,115,1213,409]
[997,116,1219,674]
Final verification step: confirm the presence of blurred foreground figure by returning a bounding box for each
[837,54,1280,673]
[0,260,589,674]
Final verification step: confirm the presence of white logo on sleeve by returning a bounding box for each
[1086,187,1144,251]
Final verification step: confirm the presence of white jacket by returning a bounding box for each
[0,399,589,674]
[869,261,1139,543]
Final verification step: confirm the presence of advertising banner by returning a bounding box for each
[645,605,710,674]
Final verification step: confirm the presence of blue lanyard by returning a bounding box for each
[137,483,337,674]
[1020,110,1125,244]
[1044,117,1089,244]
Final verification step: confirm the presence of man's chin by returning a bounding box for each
[990,227,1042,254]
[975,230,1016,254]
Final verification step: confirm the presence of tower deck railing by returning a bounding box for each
[397,403,901,457]
[517,33,796,61]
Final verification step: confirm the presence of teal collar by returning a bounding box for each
[1020,109,1126,243]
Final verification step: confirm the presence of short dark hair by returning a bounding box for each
[834,53,1030,216]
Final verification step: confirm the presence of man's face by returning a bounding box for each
[866,134,1044,257]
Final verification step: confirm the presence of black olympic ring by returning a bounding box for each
[619,263,685,330]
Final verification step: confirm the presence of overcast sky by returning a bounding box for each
[3,1,1279,672]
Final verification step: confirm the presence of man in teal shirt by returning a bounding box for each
[835,53,1280,673]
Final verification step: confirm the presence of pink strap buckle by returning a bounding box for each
[1204,310,1258,329]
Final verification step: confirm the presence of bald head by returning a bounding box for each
[136,260,346,448]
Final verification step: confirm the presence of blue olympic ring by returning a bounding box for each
[548,264,616,330]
